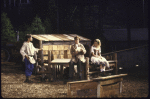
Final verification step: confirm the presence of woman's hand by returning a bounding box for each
[25,55,30,60]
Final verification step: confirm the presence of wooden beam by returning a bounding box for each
[86,57,90,80]
[39,40,45,80]
[97,81,101,98]
[48,50,51,81]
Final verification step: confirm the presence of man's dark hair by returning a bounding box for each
[25,34,31,41]
[74,36,80,40]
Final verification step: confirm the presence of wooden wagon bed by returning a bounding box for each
[30,34,118,81]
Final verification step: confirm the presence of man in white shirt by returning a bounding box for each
[69,36,86,80]
[20,34,42,83]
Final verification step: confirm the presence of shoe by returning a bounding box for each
[24,79,33,83]
[24,79,28,83]
[27,80,33,83]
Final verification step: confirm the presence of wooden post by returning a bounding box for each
[67,83,71,97]
[60,65,64,79]
[48,50,51,81]
[113,53,117,74]
[119,81,122,94]
[39,40,45,80]
[97,81,101,98]
[53,65,56,81]
[86,57,90,80]
[34,51,38,75]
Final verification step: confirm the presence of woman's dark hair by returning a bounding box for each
[25,34,31,41]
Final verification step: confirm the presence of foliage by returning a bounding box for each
[43,17,53,34]
[1,12,16,42]
[30,15,45,34]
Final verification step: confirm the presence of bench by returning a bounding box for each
[85,52,117,80]
[35,49,118,81]
[67,74,127,98]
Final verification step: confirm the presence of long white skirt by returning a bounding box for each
[91,56,109,68]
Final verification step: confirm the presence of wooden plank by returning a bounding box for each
[86,57,90,80]
[39,40,45,79]
[43,50,48,55]
[53,65,56,81]
[39,35,54,41]
[37,35,50,41]
[64,50,67,58]
[63,34,75,40]
[60,65,64,79]
[68,34,91,41]
[43,45,49,50]
[53,55,58,60]
[51,34,71,41]
[69,81,98,91]
[66,50,71,54]
[57,45,64,50]
[60,55,64,59]
[32,35,43,41]
[88,69,113,75]
[64,45,70,50]
[67,54,72,58]
[119,81,122,94]
[43,56,48,60]
[49,45,53,50]
[101,83,120,97]
[43,35,62,41]
[76,89,97,97]
[51,59,71,63]
[97,81,101,98]
[102,82,120,91]
[59,50,64,55]
[52,50,59,55]
[53,45,58,50]
[91,74,127,81]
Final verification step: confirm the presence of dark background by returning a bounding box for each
[1,0,148,53]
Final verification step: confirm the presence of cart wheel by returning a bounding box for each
[1,48,10,62]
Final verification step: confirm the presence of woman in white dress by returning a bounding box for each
[91,39,109,72]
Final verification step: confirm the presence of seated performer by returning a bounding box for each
[69,36,86,80]
[91,39,110,72]
[20,34,42,83]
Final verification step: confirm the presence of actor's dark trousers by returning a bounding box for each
[69,59,83,78]
[24,57,34,77]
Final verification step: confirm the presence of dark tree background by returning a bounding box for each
[1,0,148,53]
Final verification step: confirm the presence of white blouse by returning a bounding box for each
[20,41,39,63]
[91,46,101,56]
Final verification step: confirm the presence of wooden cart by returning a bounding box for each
[31,34,91,80]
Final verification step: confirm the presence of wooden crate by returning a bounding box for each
[67,74,127,98]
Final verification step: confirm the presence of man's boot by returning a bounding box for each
[24,76,33,83]
[24,76,29,83]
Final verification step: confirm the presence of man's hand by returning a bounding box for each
[75,50,78,55]
[38,48,43,51]
[25,55,30,60]
[80,48,83,52]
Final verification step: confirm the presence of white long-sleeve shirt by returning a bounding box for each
[20,41,39,64]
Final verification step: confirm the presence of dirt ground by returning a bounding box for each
[1,62,149,98]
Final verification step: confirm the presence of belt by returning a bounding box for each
[28,55,34,57]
